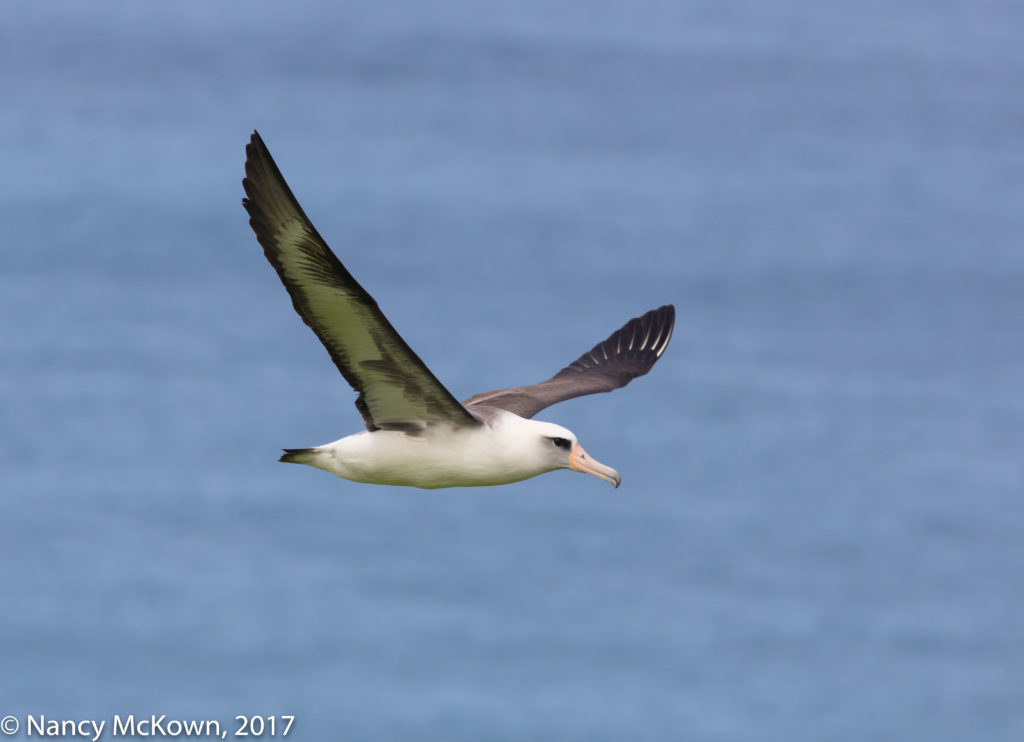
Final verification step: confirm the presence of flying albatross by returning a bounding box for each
[242,130,674,489]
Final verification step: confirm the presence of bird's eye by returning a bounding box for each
[550,437,571,450]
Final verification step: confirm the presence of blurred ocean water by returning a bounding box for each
[2,1,1023,740]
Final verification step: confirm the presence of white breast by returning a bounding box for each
[300,412,561,488]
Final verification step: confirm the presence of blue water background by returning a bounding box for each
[2,1,1023,739]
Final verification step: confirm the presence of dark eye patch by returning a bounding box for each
[550,437,571,450]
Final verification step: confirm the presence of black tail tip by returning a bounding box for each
[280,448,314,464]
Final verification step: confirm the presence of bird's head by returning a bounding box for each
[530,421,621,488]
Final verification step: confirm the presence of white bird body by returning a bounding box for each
[287,412,590,489]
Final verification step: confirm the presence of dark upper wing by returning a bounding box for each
[242,130,479,432]
[463,305,674,419]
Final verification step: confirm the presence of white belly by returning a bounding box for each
[301,426,547,489]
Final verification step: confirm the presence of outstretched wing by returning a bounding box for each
[463,305,674,419]
[242,130,479,432]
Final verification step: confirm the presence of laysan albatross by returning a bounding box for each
[242,131,674,489]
